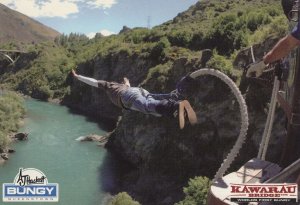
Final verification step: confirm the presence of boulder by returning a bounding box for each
[1,153,8,160]
[8,149,15,153]
[75,136,89,141]
[76,134,107,142]
[14,132,28,141]
[200,49,212,67]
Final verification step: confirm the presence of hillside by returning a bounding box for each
[0,0,290,204]
[0,3,60,44]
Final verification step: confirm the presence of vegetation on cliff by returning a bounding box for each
[175,176,211,205]
[0,91,25,150]
[109,192,140,205]
[0,0,286,102]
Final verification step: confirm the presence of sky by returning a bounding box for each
[1,0,199,38]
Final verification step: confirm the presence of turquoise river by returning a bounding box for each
[0,98,118,205]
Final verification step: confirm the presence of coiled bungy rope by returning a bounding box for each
[189,68,249,182]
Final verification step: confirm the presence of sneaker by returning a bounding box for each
[178,101,185,129]
[164,101,185,129]
[177,100,197,129]
[155,100,196,129]
[181,100,198,126]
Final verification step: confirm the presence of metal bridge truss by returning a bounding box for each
[0,49,26,65]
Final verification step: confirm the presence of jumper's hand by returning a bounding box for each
[71,69,78,78]
[123,77,130,87]
[246,61,267,78]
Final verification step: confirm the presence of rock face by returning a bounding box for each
[65,51,159,123]
[107,79,285,204]
[104,49,285,204]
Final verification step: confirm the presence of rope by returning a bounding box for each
[258,77,280,160]
[250,46,256,63]
[189,69,249,181]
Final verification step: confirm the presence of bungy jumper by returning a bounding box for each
[207,43,300,204]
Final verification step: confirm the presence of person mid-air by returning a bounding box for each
[71,69,197,129]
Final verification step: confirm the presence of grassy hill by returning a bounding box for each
[0,3,60,44]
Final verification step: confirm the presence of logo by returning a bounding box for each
[230,183,298,203]
[2,168,59,202]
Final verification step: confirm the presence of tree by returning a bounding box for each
[108,192,140,205]
[175,176,211,205]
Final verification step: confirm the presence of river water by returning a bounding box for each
[0,98,118,205]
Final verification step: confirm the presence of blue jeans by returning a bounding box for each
[121,87,171,116]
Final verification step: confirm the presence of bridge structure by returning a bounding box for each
[0,49,27,65]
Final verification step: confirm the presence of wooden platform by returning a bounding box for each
[207,158,282,205]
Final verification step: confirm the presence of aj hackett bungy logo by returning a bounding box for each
[3,168,59,202]
[230,183,298,203]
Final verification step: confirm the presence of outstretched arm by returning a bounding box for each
[71,69,99,88]
[264,34,300,64]
[247,34,300,78]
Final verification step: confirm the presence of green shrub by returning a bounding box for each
[150,37,170,60]
[0,92,25,150]
[206,50,233,76]
[249,16,288,44]
[205,13,247,55]
[246,11,271,32]
[0,130,9,150]
[108,192,140,205]
[189,32,204,50]
[124,28,150,44]
[143,30,165,42]
[143,62,173,91]
[33,85,53,100]
[145,63,171,82]
[168,30,192,47]
[175,176,211,205]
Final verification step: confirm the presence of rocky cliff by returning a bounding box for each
[66,38,286,205]
[65,50,160,126]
